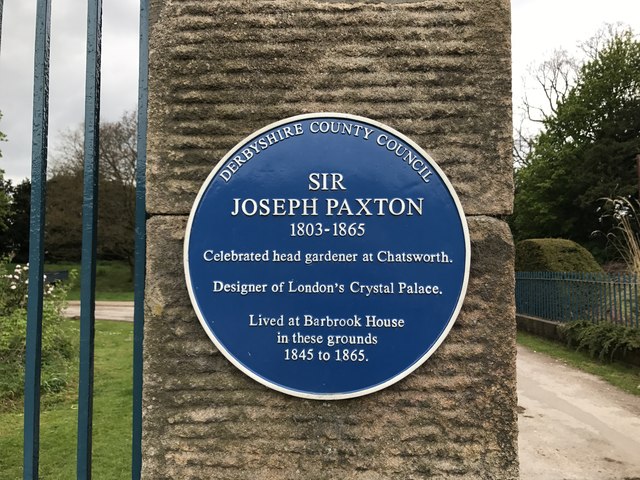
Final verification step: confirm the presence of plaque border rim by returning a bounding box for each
[183,112,471,400]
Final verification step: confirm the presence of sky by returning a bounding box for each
[0,0,139,182]
[0,1,639,183]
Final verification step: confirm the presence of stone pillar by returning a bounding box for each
[144,1,517,478]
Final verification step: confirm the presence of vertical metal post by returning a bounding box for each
[579,272,584,320]
[624,274,630,327]
[532,273,536,316]
[556,273,562,321]
[613,274,617,323]
[588,274,595,322]
[587,273,592,321]
[608,274,614,323]
[533,275,542,316]
[551,273,556,320]
[23,1,52,478]
[548,272,552,319]
[530,273,535,317]
[617,273,624,325]
[132,0,149,477]
[544,273,548,319]
[593,275,597,322]
[601,275,605,322]
[571,272,576,320]
[529,273,533,316]
[77,0,102,478]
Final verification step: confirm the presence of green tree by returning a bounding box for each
[0,112,10,236]
[46,111,136,265]
[0,179,31,261]
[512,31,640,258]
[45,173,82,261]
[0,170,10,235]
[8,179,31,262]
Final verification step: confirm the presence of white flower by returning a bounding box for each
[10,285,16,290]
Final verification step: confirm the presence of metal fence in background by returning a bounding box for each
[515,272,639,328]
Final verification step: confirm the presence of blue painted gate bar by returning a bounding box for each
[21,0,147,478]
[76,0,102,477]
[23,1,52,477]
[132,0,149,476]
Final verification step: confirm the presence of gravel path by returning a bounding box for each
[64,301,134,322]
[518,344,640,480]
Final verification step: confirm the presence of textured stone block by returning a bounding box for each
[143,215,518,479]
[146,0,512,217]
[145,1,517,477]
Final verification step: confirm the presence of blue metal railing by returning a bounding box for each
[23,1,52,476]
[21,1,147,478]
[76,0,102,476]
[132,0,149,476]
[516,272,639,328]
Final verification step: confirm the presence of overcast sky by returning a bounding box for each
[0,1,639,183]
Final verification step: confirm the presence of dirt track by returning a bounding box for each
[518,345,640,480]
[64,301,135,322]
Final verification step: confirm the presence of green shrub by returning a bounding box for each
[0,260,77,407]
[560,320,640,361]
[515,238,603,272]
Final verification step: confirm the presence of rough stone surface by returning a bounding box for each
[145,1,517,477]
[143,216,518,478]
[147,0,512,216]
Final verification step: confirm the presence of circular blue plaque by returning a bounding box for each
[184,113,469,399]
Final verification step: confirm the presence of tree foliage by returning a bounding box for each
[512,31,640,258]
[0,179,31,262]
[52,110,136,187]
[513,49,578,168]
[47,111,136,264]
[0,170,10,235]
[0,112,30,262]
[0,113,10,235]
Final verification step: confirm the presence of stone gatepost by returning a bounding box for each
[144,1,517,478]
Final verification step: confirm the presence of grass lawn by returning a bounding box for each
[517,331,640,397]
[44,261,134,302]
[0,320,133,479]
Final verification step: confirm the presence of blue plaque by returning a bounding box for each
[184,113,470,399]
